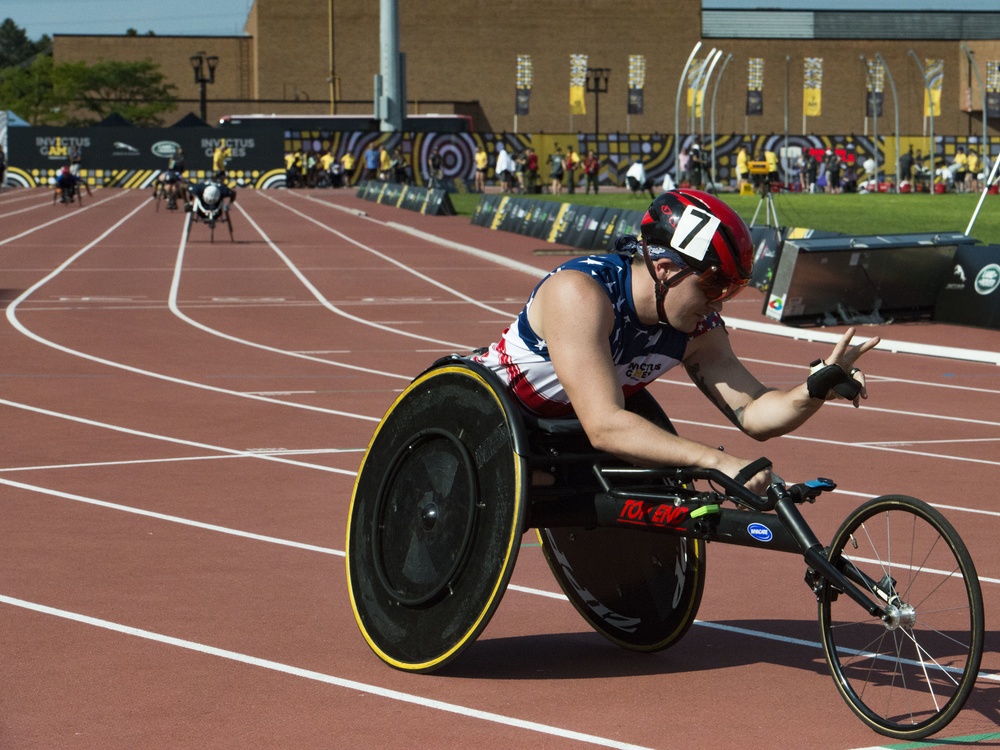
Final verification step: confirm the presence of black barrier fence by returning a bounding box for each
[6,125,286,189]
[471,195,644,252]
[356,180,456,216]
[934,244,1000,329]
[763,232,980,327]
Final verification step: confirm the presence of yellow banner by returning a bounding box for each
[803,88,822,117]
[923,59,943,117]
[803,57,822,117]
[570,54,587,115]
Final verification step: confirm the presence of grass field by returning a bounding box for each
[449,190,1000,246]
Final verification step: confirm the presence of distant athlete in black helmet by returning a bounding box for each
[475,189,880,494]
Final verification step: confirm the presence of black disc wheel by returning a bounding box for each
[347,362,527,672]
[819,495,984,739]
[539,528,705,651]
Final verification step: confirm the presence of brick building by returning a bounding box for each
[50,1,1000,140]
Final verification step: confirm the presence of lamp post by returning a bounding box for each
[586,67,610,136]
[190,51,219,124]
[908,50,935,196]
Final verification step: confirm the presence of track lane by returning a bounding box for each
[2,188,998,748]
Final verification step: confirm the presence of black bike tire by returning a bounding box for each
[818,495,984,739]
[155,186,162,211]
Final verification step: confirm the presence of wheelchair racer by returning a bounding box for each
[155,148,188,209]
[186,178,236,219]
[474,188,880,496]
[54,166,84,203]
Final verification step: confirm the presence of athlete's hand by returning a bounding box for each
[822,327,881,407]
[717,453,771,497]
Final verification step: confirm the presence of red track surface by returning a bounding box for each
[2,187,999,749]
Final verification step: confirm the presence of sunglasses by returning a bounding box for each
[666,265,748,302]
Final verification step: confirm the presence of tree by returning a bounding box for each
[0,54,63,125]
[0,18,51,68]
[57,60,177,126]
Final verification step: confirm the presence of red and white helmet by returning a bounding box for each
[640,189,753,284]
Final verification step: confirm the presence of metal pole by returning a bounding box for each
[690,48,716,135]
[876,53,901,193]
[675,42,702,185]
[700,50,723,144]
[710,53,733,191]
[909,50,935,196]
[379,0,402,132]
[961,44,988,181]
[784,55,790,186]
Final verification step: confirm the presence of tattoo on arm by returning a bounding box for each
[686,362,774,430]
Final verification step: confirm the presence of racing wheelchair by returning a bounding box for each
[185,193,233,243]
[346,355,984,740]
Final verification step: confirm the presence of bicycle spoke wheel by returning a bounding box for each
[819,495,984,739]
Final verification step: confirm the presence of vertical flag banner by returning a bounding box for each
[570,54,588,115]
[866,59,884,117]
[803,57,822,117]
[924,59,943,117]
[516,55,532,115]
[628,54,646,115]
[987,61,1000,118]
[747,57,764,116]
[687,58,707,118]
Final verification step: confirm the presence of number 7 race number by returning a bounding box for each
[670,205,721,262]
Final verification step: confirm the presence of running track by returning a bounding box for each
[2,187,999,749]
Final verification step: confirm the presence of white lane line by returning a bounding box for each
[6,474,998,582]
[0,398,356,476]
[6,470,998,691]
[0,594,656,750]
[0,448,365,474]
[260,192,515,319]
[5,207,384,422]
[165,225,411,381]
[233,202,473,348]
[0,190,128,246]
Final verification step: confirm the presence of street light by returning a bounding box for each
[190,51,219,124]
[586,67,610,135]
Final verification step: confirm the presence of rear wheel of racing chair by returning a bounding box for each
[346,356,529,672]
[347,355,705,670]
[530,389,706,652]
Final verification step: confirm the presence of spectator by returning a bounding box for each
[212,139,232,177]
[735,145,749,192]
[565,145,579,194]
[898,145,914,188]
[548,147,565,194]
[625,158,657,199]
[688,144,703,188]
[363,144,380,182]
[966,149,981,193]
[427,147,443,189]
[379,145,393,181]
[524,147,539,194]
[952,147,968,193]
[494,142,514,193]
[474,145,488,192]
[340,150,356,186]
[583,150,600,194]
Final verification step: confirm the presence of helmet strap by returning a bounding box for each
[640,239,693,325]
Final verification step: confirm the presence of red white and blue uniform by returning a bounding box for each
[474,252,723,417]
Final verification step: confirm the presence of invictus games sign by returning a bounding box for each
[35,135,91,160]
[10,126,283,174]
